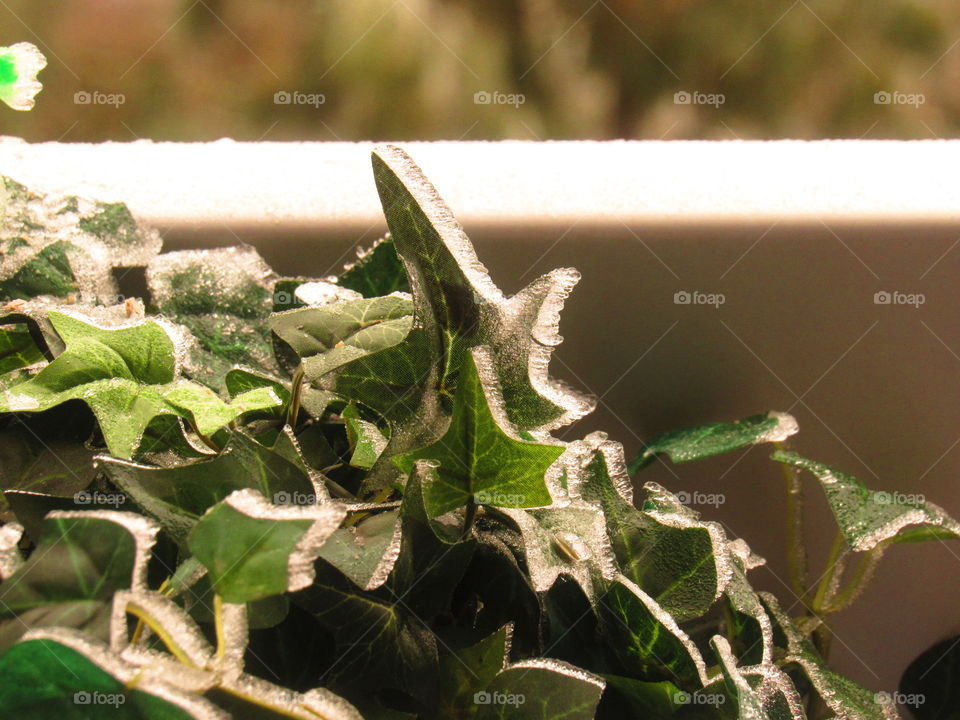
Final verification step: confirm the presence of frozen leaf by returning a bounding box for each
[0,177,160,303]
[762,593,900,720]
[0,630,220,718]
[499,499,618,600]
[772,450,960,551]
[0,311,280,458]
[595,575,709,687]
[432,625,510,720]
[323,145,591,489]
[147,246,281,387]
[630,411,798,473]
[0,511,157,651]
[342,402,388,469]
[0,42,46,111]
[315,508,403,590]
[98,430,321,543]
[599,675,682,718]
[299,567,440,707]
[710,635,805,720]
[0,323,44,373]
[393,349,564,517]
[573,434,725,621]
[270,294,414,381]
[188,488,345,603]
[475,658,604,720]
[336,236,410,298]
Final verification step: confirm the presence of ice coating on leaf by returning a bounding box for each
[0,177,161,302]
[640,481,734,604]
[192,488,346,599]
[146,245,281,386]
[761,592,901,720]
[110,590,215,669]
[724,539,775,665]
[772,450,960,551]
[630,410,799,472]
[19,626,228,719]
[294,280,362,306]
[605,574,714,686]
[500,500,618,599]
[49,510,159,592]
[711,635,765,720]
[218,675,365,720]
[316,508,404,590]
[711,635,805,720]
[0,521,23,579]
[370,144,595,433]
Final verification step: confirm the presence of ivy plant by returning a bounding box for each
[0,147,955,720]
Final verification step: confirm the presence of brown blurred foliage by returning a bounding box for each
[0,0,957,141]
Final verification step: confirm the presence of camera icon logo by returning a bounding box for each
[474,691,492,705]
[874,91,891,105]
[674,91,691,105]
[274,491,292,505]
[873,291,891,305]
[74,91,91,105]
[74,691,91,705]
[474,91,492,105]
[274,91,292,105]
[674,290,691,305]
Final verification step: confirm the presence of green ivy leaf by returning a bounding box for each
[270,294,414,382]
[0,511,157,652]
[147,246,282,388]
[393,349,563,517]
[342,402,388,469]
[0,312,281,458]
[188,488,345,603]
[771,450,960,551]
[575,436,723,622]
[630,412,798,473]
[431,625,509,720]
[475,659,605,720]
[315,508,403,591]
[336,236,410,298]
[0,323,44,373]
[98,430,321,543]
[710,635,804,720]
[762,593,899,719]
[595,575,707,687]
[0,632,208,719]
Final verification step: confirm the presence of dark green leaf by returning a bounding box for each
[475,659,604,720]
[336,236,410,298]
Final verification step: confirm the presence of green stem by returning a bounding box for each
[214,594,226,662]
[188,417,221,453]
[824,543,887,613]
[776,440,809,601]
[812,531,847,613]
[286,365,306,429]
[460,495,478,540]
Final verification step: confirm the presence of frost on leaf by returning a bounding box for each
[772,450,960,551]
[188,488,346,603]
[332,146,593,446]
[147,246,282,388]
[0,177,160,303]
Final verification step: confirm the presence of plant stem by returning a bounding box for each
[188,417,221,453]
[824,543,887,613]
[812,531,847,613]
[460,495,478,540]
[286,365,306,429]
[777,440,809,600]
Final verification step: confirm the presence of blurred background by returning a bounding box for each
[1,0,958,142]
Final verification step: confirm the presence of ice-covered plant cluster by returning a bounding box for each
[0,147,955,719]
